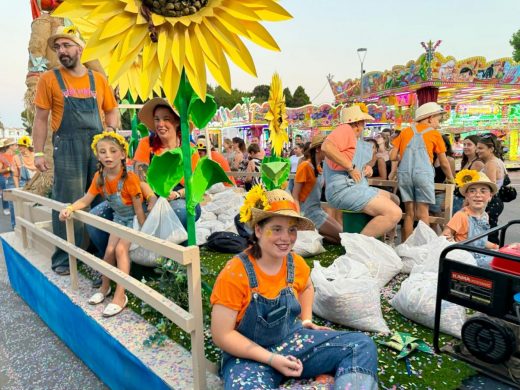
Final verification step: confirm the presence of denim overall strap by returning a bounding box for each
[466,210,492,268]
[237,252,295,290]
[352,139,374,183]
[102,175,135,226]
[50,68,105,270]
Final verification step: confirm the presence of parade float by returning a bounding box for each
[328,42,520,166]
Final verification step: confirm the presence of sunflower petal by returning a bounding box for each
[246,0,293,21]
[220,2,260,21]
[220,35,257,77]
[120,24,148,60]
[162,59,181,104]
[171,25,186,72]
[53,1,94,18]
[99,12,135,39]
[142,39,158,68]
[242,21,280,51]
[157,24,174,71]
[185,28,207,101]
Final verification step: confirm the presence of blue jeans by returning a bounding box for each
[222,331,378,389]
[0,175,8,210]
[5,177,15,229]
[168,198,201,231]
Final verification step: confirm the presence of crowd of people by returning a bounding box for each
[10,23,512,388]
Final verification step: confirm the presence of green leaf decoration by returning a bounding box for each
[188,94,217,129]
[137,123,149,137]
[146,148,184,198]
[187,157,233,214]
[261,155,290,190]
[377,332,433,360]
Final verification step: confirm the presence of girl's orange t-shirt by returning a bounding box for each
[210,252,310,324]
[294,160,319,202]
[88,170,142,205]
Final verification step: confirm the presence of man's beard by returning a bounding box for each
[59,54,78,69]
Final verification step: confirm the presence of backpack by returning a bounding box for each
[205,231,248,253]
[498,173,517,203]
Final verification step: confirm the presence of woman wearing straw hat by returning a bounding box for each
[292,134,342,244]
[321,104,402,238]
[133,97,201,227]
[211,187,378,389]
[14,136,37,188]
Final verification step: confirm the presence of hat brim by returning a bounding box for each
[342,112,375,124]
[47,34,85,50]
[249,208,315,231]
[460,180,498,196]
[415,109,445,122]
[138,97,180,131]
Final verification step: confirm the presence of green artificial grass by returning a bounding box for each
[80,243,475,389]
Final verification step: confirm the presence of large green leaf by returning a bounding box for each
[188,94,217,129]
[146,148,184,198]
[261,155,290,190]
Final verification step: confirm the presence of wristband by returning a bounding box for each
[267,353,276,366]
[66,205,74,212]
[302,319,312,326]
[34,152,45,157]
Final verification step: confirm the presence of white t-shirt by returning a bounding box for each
[290,155,302,173]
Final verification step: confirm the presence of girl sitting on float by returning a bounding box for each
[210,186,378,389]
[292,134,342,244]
[443,170,499,268]
[59,132,146,317]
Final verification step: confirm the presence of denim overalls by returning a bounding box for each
[102,175,135,228]
[300,170,328,229]
[465,211,492,268]
[221,252,378,389]
[17,155,33,188]
[51,68,104,271]
[324,139,379,212]
[397,124,436,204]
[3,157,16,229]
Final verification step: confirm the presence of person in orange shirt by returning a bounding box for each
[321,105,401,238]
[211,188,378,389]
[389,102,454,240]
[32,25,119,276]
[292,134,342,244]
[133,97,201,228]
[14,136,37,188]
[59,132,145,316]
[0,139,20,229]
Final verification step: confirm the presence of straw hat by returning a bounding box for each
[414,102,445,122]
[458,171,498,196]
[3,138,16,147]
[48,25,85,50]
[248,189,315,230]
[138,97,180,131]
[17,135,32,148]
[309,133,326,150]
[340,104,374,124]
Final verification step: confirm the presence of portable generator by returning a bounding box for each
[433,220,520,388]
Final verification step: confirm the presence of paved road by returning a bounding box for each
[0,210,106,390]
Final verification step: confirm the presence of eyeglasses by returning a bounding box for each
[480,133,494,140]
[52,43,78,51]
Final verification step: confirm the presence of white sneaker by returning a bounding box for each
[3,209,10,216]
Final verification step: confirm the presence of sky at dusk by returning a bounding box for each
[1,0,519,127]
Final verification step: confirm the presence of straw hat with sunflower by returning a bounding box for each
[455,169,498,196]
[240,185,314,230]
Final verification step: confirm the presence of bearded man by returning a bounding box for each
[33,26,118,275]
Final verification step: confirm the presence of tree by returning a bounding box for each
[291,86,311,107]
[210,85,250,109]
[251,84,270,104]
[283,87,293,107]
[511,29,520,62]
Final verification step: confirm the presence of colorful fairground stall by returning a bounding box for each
[328,41,520,166]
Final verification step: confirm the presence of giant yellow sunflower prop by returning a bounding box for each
[265,73,288,157]
[455,169,480,188]
[53,0,292,102]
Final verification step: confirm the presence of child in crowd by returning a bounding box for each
[443,170,498,268]
[211,187,378,389]
[59,132,146,317]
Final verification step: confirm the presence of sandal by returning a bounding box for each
[88,286,112,305]
[102,295,128,317]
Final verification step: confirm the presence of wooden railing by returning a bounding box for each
[7,189,210,389]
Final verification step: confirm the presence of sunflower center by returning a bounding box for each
[143,0,208,17]
[463,175,473,182]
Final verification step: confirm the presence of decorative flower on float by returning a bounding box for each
[455,169,480,188]
[265,73,288,157]
[53,0,292,103]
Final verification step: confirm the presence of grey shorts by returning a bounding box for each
[398,171,435,204]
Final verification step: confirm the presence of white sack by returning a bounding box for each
[292,231,326,258]
[390,272,466,338]
[340,233,402,288]
[395,221,439,273]
[312,258,390,333]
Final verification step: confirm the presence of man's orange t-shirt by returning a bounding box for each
[87,170,142,205]
[210,252,310,324]
[210,150,236,185]
[34,67,117,131]
[392,123,446,164]
[294,160,318,203]
[324,124,357,170]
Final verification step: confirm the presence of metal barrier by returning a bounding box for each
[7,189,210,389]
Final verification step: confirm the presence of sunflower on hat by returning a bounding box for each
[454,169,480,188]
[240,184,270,224]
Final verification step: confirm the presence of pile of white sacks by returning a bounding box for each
[311,223,477,338]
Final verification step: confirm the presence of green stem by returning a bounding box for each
[178,70,196,245]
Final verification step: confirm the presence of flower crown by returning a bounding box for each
[91,131,129,156]
[239,184,271,223]
[355,102,369,114]
[454,169,480,188]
